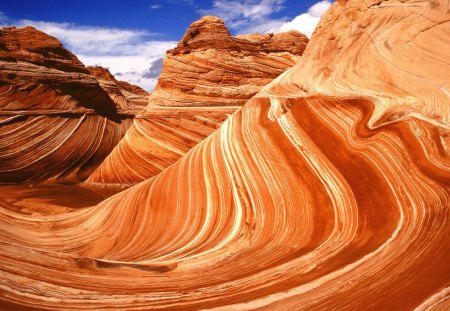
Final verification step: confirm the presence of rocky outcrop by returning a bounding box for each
[87,66,149,114]
[0,26,113,114]
[152,16,308,107]
[0,26,87,72]
[86,16,308,187]
[1,0,449,309]
[0,26,146,183]
[0,26,148,115]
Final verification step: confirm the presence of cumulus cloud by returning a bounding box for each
[78,52,172,91]
[199,0,332,37]
[14,20,155,55]
[199,0,287,34]
[143,58,164,79]
[276,1,332,37]
[1,13,176,91]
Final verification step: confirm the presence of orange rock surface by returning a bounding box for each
[87,66,149,114]
[0,26,147,183]
[1,1,450,310]
[87,16,308,187]
[153,16,307,108]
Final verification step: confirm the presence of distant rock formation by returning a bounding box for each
[0,26,147,183]
[87,66,149,114]
[86,16,308,187]
[152,16,308,107]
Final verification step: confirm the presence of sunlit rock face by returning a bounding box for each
[152,16,308,108]
[1,1,450,310]
[86,16,308,187]
[0,26,147,183]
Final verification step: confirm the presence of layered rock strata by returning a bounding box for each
[1,1,449,309]
[152,16,308,108]
[87,66,149,114]
[0,26,147,183]
[86,16,308,187]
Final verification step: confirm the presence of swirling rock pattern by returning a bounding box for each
[0,114,132,183]
[86,106,236,187]
[1,0,450,310]
[87,16,308,187]
[0,26,148,183]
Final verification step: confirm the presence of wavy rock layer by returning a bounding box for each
[87,106,235,187]
[1,0,450,310]
[87,16,308,187]
[0,115,132,183]
[0,26,147,183]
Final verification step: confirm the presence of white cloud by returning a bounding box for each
[150,4,162,9]
[77,48,172,91]
[1,14,177,91]
[14,20,153,55]
[308,0,332,17]
[199,0,332,37]
[199,0,287,34]
[276,1,332,37]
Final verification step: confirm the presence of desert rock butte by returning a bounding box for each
[0,0,449,310]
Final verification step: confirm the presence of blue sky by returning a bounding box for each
[0,0,332,90]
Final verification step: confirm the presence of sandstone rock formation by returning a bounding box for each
[86,16,308,187]
[1,1,449,310]
[87,66,149,114]
[152,16,307,108]
[0,26,147,183]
